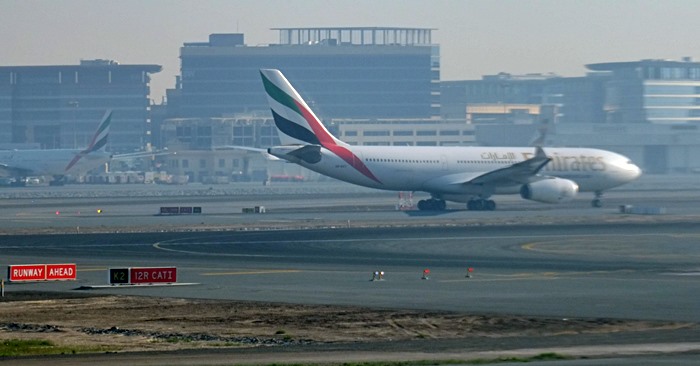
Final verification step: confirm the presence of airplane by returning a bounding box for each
[0,110,166,186]
[0,110,113,186]
[260,68,642,211]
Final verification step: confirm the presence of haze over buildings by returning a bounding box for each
[2,0,700,181]
[3,0,700,101]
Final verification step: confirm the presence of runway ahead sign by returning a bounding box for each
[8,264,77,282]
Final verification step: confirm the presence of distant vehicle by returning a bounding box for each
[259,69,642,210]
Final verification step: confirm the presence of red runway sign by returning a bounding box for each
[8,263,76,282]
[130,267,177,284]
[47,264,77,280]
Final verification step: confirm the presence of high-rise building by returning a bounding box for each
[0,60,161,153]
[174,28,439,120]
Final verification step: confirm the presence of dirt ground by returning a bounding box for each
[0,291,692,354]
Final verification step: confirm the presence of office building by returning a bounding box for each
[587,58,700,124]
[174,28,439,120]
[0,60,161,153]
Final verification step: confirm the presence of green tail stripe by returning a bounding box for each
[261,72,302,115]
[95,113,111,137]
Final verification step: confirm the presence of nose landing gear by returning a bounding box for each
[592,191,603,208]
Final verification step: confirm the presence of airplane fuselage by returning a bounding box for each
[271,145,641,202]
[0,149,111,177]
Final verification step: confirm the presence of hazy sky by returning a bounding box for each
[2,0,700,101]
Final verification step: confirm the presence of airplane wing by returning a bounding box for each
[111,150,173,160]
[421,147,552,192]
[468,146,552,186]
[214,146,281,161]
[0,163,33,177]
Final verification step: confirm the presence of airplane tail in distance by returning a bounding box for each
[64,110,111,172]
[85,110,112,153]
[260,69,344,147]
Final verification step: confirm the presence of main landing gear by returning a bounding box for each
[417,198,446,211]
[416,198,497,211]
[591,191,604,208]
[467,199,496,211]
[49,175,65,186]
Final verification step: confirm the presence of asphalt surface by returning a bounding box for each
[1,177,700,364]
[2,222,700,322]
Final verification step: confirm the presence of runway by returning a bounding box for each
[2,222,700,323]
[2,178,700,364]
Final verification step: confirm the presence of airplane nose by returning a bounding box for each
[629,164,642,180]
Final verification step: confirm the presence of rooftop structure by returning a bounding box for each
[272,27,435,46]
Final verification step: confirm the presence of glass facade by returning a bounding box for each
[177,29,439,120]
[588,59,700,124]
[0,61,161,152]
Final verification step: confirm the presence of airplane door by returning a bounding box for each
[440,155,448,171]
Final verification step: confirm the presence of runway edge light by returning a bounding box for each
[371,270,385,281]
[466,267,474,278]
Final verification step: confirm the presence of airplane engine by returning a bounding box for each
[520,178,579,204]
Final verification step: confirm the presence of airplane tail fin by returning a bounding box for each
[530,119,549,147]
[259,69,344,147]
[64,110,111,172]
[84,110,112,153]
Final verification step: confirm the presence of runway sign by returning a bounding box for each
[8,263,77,282]
[46,264,77,280]
[130,267,177,284]
[160,207,180,215]
[159,207,202,215]
[109,268,130,284]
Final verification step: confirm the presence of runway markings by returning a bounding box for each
[152,242,280,257]
[438,269,642,283]
[200,269,302,276]
[522,236,700,259]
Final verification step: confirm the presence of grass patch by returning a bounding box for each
[467,352,572,364]
[0,339,117,357]
[164,337,192,344]
[262,353,572,366]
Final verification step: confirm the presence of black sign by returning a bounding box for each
[109,268,129,284]
[160,207,180,215]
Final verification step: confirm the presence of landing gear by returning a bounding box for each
[9,178,26,187]
[417,198,447,211]
[49,175,65,186]
[591,191,603,208]
[467,199,496,211]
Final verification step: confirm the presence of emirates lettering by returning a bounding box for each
[522,152,606,172]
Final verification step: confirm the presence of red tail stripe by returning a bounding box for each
[293,100,381,184]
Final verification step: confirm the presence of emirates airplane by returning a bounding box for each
[260,69,642,211]
[0,111,112,185]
